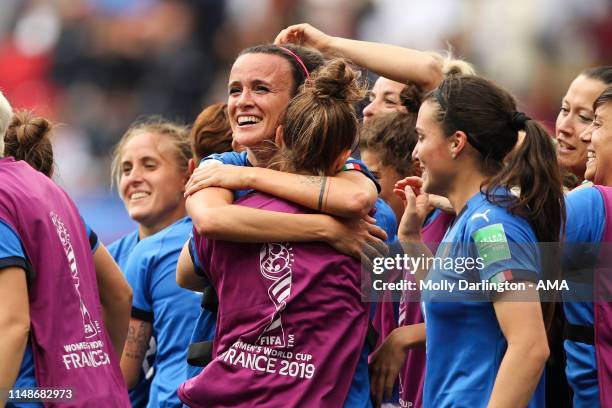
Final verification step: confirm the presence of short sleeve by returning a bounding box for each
[0,219,30,277]
[342,157,381,193]
[199,151,249,168]
[123,243,155,322]
[80,216,100,253]
[468,207,539,284]
[563,186,605,273]
[373,198,397,244]
[188,234,207,279]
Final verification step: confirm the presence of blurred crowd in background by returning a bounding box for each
[0,0,610,242]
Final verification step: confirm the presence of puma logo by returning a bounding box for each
[471,209,491,223]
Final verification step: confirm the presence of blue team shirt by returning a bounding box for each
[197,151,382,407]
[185,232,217,380]
[563,186,604,407]
[124,217,202,408]
[422,190,545,408]
[1,217,97,408]
[108,230,155,408]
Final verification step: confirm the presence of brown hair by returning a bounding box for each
[425,75,564,242]
[238,44,325,96]
[398,82,422,113]
[111,117,191,190]
[359,111,418,177]
[274,58,365,176]
[425,75,565,327]
[190,103,233,163]
[582,65,612,86]
[4,111,54,177]
[593,86,612,111]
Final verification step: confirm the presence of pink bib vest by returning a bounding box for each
[593,185,612,407]
[0,158,129,407]
[178,192,368,407]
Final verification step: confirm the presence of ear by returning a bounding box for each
[333,149,352,173]
[187,158,196,176]
[275,125,284,148]
[449,130,469,158]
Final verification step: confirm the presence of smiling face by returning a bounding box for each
[556,75,608,179]
[413,100,455,195]
[362,77,408,124]
[227,53,294,156]
[583,103,612,185]
[118,131,188,237]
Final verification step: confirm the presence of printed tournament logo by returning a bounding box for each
[258,242,294,348]
[50,211,99,339]
[471,223,511,267]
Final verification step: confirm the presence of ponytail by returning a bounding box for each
[487,119,565,243]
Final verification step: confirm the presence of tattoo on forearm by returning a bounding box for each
[124,321,150,360]
[300,175,321,186]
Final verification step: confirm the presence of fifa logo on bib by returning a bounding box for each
[258,242,294,348]
[50,211,99,339]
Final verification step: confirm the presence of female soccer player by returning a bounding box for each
[563,85,612,407]
[179,43,390,408]
[556,67,612,187]
[1,108,131,407]
[182,103,233,381]
[110,118,202,407]
[179,58,370,408]
[392,75,565,407]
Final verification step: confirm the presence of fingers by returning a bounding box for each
[364,215,377,225]
[372,364,385,408]
[273,29,288,45]
[404,184,417,211]
[367,223,388,242]
[274,24,304,45]
[393,187,407,201]
[383,370,395,402]
[184,180,211,197]
[395,176,423,196]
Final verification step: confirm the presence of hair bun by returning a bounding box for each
[4,111,54,176]
[307,58,364,103]
[10,112,52,149]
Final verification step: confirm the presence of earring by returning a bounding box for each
[451,154,456,160]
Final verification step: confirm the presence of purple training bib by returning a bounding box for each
[0,158,129,407]
[178,192,368,408]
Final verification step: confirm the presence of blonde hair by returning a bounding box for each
[110,117,191,192]
[426,50,476,77]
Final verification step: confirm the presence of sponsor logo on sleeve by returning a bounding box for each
[471,223,511,267]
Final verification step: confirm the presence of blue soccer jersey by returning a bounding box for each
[109,230,155,408]
[184,232,217,380]
[563,186,604,407]
[124,217,202,408]
[422,190,545,408]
